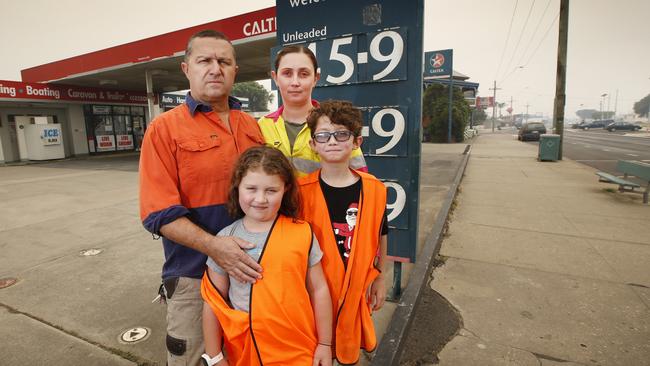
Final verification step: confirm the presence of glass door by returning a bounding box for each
[93,107,116,152]
[113,106,134,150]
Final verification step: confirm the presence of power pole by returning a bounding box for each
[490,80,501,132]
[510,96,514,125]
[614,89,618,117]
[552,0,569,160]
[525,103,530,122]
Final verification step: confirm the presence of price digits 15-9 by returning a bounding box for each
[307,28,407,86]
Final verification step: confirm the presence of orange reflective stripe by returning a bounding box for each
[201,215,317,365]
[298,170,387,364]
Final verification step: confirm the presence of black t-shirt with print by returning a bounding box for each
[319,177,388,265]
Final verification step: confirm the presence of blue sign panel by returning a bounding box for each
[276,0,424,262]
[424,49,453,77]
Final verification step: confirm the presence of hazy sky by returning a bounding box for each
[1,0,648,119]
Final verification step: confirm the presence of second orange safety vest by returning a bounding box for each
[201,215,318,365]
[299,170,387,365]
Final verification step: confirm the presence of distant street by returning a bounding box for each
[515,127,650,184]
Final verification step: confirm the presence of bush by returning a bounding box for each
[422,84,471,142]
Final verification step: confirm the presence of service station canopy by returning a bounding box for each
[19,7,277,93]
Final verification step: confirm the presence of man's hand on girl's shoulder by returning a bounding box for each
[209,236,263,283]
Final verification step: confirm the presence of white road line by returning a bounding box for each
[576,159,618,162]
[627,154,640,157]
[602,149,611,152]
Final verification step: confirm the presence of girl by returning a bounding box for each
[200,146,333,366]
[258,45,367,178]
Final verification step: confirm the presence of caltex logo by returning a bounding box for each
[431,53,445,68]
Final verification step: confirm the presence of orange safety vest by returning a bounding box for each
[298,170,387,364]
[201,215,318,365]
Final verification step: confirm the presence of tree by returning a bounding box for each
[422,83,471,142]
[473,107,487,124]
[633,93,650,118]
[232,81,274,111]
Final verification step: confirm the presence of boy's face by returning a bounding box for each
[309,115,362,164]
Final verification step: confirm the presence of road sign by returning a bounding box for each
[476,96,494,108]
[276,0,424,263]
[424,49,453,77]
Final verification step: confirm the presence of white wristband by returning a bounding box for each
[201,352,224,366]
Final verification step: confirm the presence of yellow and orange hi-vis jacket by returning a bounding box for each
[201,215,318,365]
[258,101,368,178]
[298,170,387,365]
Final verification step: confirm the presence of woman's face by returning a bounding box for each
[272,52,319,107]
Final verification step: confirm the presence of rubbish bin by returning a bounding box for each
[538,134,560,161]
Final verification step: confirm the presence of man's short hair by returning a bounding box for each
[184,30,235,61]
[307,100,363,137]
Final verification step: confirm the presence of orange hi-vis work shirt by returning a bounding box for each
[139,96,263,279]
[201,215,318,365]
[299,170,387,365]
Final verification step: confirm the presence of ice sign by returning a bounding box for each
[42,128,61,145]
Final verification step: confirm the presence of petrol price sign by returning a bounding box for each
[276,0,424,263]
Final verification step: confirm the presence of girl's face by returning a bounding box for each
[272,52,319,107]
[238,168,286,224]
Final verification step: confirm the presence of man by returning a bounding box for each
[139,30,264,366]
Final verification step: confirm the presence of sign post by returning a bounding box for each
[276,0,424,298]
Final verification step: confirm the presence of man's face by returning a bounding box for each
[181,37,238,104]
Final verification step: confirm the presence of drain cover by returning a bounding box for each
[0,278,17,289]
[119,327,150,343]
[80,249,103,256]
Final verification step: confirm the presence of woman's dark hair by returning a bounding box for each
[273,45,318,72]
[227,146,301,219]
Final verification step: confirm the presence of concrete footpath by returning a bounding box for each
[0,143,467,366]
[403,132,650,365]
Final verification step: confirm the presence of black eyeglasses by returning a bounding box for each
[312,130,354,143]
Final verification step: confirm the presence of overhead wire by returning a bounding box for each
[516,0,552,68]
[500,0,537,82]
[523,12,560,66]
[494,0,519,81]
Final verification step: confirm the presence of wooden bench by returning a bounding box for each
[596,160,650,204]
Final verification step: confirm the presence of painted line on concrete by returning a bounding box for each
[372,144,472,366]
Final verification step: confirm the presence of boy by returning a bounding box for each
[298,100,388,365]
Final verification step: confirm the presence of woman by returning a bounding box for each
[258,45,367,177]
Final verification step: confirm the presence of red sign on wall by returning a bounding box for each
[96,135,116,151]
[476,96,495,108]
[0,80,147,104]
[116,134,134,150]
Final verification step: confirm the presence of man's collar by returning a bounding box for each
[185,92,243,116]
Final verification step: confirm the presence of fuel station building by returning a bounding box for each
[0,7,276,163]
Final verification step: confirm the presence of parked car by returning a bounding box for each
[518,122,547,141]
[605,121,642,132]
[579,119,613,130]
